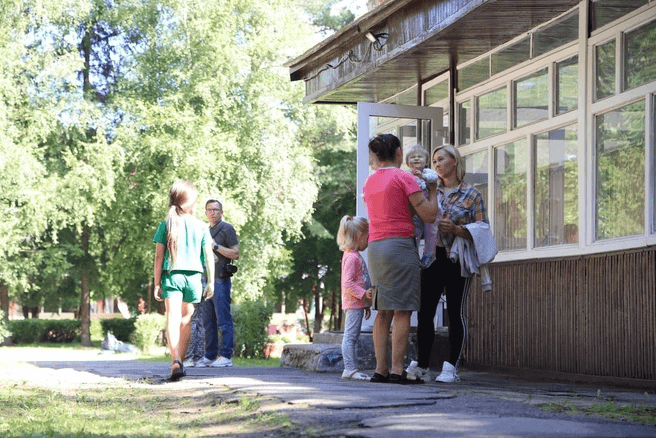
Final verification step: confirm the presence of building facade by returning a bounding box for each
[289,0,656,381]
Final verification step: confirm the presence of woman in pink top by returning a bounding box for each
[363,134,438,384]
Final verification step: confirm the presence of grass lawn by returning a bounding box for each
[0,383,299,437]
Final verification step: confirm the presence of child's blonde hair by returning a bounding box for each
[337,215,368,251]
[405,144,429,168]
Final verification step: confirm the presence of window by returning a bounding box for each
[625,20,656,91]
[458,57,490,92]
[534,9,579,57]
[514,68,549,128]
[556,56,578,114]
[591,0,649,31]
[534,124,579,247]
[495,140,528,251]
[477,87,507,140]
[595,40,616,100]
[595,100,645,240]
[425,80,449,106]
[491,37,530,76]
[465,150,489,210]
[458,100,471,146]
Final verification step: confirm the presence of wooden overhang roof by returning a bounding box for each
[287,0,580,104]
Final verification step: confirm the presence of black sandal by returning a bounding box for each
[389,370,423,385]
[370,372,390,383]
[170,360,186,381]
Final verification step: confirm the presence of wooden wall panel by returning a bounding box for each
[465,247,656,380]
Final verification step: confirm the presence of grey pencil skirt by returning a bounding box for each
[367,237,421,311]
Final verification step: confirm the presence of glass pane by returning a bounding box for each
[595,100,645,240]
[491,37,530,76]
[465,150,489,210]
[535,124,579,247]
[495,139,528,251]
[458,57,490,91]
[534,10,579,58]
[477,87,507,140]
[625,20,656,91]
[557,56,578,114]
[425,80,449,106]
[458,101,471,146]
[591,0,648,31]
[595,40,616,100]
[514,68,549,128]
[397,87,418,106]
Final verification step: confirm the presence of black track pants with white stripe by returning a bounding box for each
[417,246,472,370]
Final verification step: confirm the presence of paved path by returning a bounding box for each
[4,349,656,437]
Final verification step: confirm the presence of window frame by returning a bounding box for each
[452,1,656,263]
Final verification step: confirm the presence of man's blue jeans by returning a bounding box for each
[202,278,234,360]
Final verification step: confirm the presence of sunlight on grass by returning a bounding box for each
[541,400,656,425]
[138,352,281,367]
[0,383,295,437]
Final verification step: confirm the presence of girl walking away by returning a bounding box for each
[153,180,215,381]
[337,215,374,381]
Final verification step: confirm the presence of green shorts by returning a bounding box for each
[161,271,202,303]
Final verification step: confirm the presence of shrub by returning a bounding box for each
[8,319,81,344]
[90,319,103,342]
[100,318,136,342]
[8,319,47,344]
[131,313,166,353]
[233,300,274,358]
[0,311,11,344]
[42,320,80,342]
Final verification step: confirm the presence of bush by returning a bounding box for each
[0,311,11,344]
[233,300,274,358]
[100,317,136,342]
[131,313,166,353]
[90,319,103,342]
[42,320,80,342]
[8,319,81,344]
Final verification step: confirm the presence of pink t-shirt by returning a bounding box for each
[363,167,421,242]
[341,250,368,310]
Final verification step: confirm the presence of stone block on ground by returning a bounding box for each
[281,343,344,372]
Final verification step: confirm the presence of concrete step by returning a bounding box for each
[281,329,450,373]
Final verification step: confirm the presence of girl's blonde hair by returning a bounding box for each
[337,215,368,251]
[166,180,199,267]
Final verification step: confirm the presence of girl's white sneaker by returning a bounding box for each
[435,361,460,383]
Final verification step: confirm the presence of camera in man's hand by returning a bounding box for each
[222,263,238,277]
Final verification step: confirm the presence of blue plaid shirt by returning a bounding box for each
[437,180,488,253]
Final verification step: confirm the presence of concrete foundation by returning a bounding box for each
[280,328,450,373]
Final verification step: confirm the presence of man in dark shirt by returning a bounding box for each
[198,199,240,367]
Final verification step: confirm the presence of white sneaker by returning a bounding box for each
[406,360,430,381]
[208,356,233,367]
[183,359,197,368]
[435,361,460,383]
[197,357,214,367]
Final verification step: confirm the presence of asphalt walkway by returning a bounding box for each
[4,349,656,437]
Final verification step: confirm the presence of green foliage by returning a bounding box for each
[0,311,10,344]
[233,300,274,358]
[90,319,103,342]
[8,319,81,344]
[131,313,166,353]
[99,318,136,342]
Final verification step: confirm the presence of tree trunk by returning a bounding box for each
[302,298,312,339]
[0,283,11,345]
[80,224,92,347]
[147,279,153,313]
[312,291,323,336]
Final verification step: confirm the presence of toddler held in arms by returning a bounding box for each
[406,144,440,268]
[337,215,373,381]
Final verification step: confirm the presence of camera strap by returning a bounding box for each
[210,221,232,263]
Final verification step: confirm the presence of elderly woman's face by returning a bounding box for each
[432,149,456,179]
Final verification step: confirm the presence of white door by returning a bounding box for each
[356,102,443,330]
